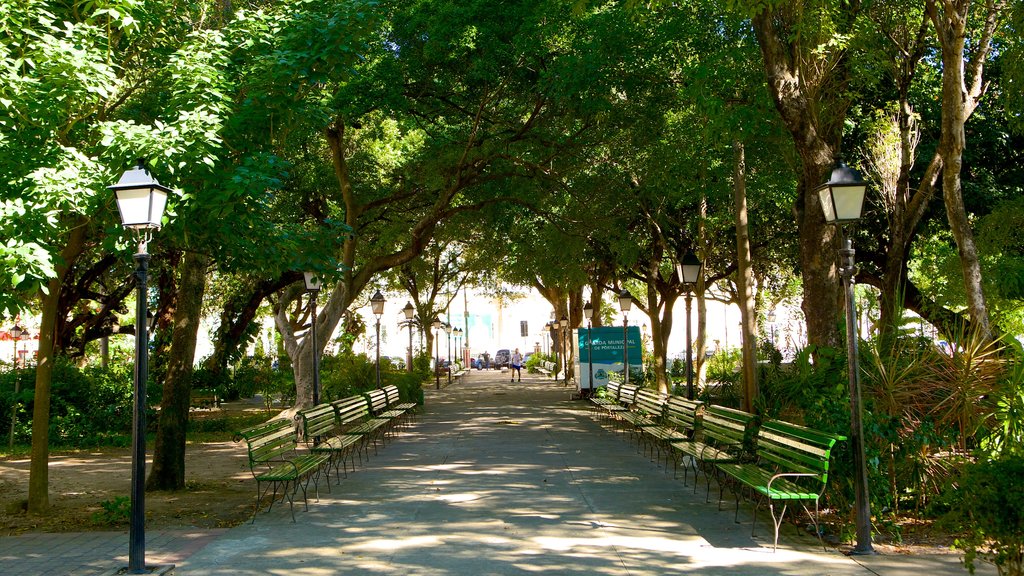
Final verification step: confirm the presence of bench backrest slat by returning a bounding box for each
[235,419,297,466]
[617,384,639,405]
[366,389,389,414]
[297,403,338,441]
[756,420,844,479]
[605,380,621,399]
[332,395,371,427]
[383,385,401,407]
[701,405,755,447]
[634,389,666,418]
[663,396,701,431]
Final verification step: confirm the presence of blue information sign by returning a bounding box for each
[575,326,642,390]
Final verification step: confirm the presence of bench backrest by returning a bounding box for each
[701,405,755,449]
[332,395,371,427]
[663,396,701,432]
[605,380,621,399]
[234,419,296,467]
[633,389,666,418]
[296,403,338,442]
[366,389,389,414]
[617,383,640,406]
[383,384,401,407]
[756,419,846,488]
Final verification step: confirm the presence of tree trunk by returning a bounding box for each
[926,0,1001,341]
[733,140,759,412]
[28,221,87,514]
[147,252,209,491]
[752,7,854,350]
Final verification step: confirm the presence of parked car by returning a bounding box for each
[494,349,511,368]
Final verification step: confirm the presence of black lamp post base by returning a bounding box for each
[845,545,876,556]
[105,563,175,575]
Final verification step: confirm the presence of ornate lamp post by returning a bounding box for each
[444,322,452,385]
[432,318,442,389]
[618,289,633,387]
[454,328,463,366]
[303,272,322,405]
[402,302,415,373]
[109,160,170,574]
[583,302,596,394]
[767,309,777,347]
[370,290,386,388]
[676,252,703,399]
[558,315,569,385]
[818,159,873,555]
[8,323,25,448]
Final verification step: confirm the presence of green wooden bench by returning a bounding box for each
[383,384,418,422]
[536,360,557,378]
[332,395,390,461]
[640,395,701,469]
[189,388,218,409]
[365,388,403,439]
[670,405,756,499]
[234,419,329,522]
[296,403,362,485]
[591,382,638,423]
[589,380,621,414]
[618,388,666,447]
[716,419,846,550]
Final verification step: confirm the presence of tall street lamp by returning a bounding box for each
[8,323,25,448]
[454,328,463,366]
[444,322,452,385]
[583,302,596,395]
[818,158,873,555]
[402,302,415,373]
[432,318,442,389]
[618,289,633,387]
[559,315,569,385]
[109,160,170,574]
[677,252,703,400]
[767,309,777,347]
[370,290,386,388]
[303,272,322,405]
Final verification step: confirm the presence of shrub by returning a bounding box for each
[943,457,1024,576]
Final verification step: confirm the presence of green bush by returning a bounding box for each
[943,457,1024,576]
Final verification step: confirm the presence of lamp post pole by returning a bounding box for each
[445,323,452,385]
[677,251,703,400]
[432,319,441,389]
[370,290,385,389]
[109,160,170,574]
[618,290,632,388]
[818,159,874,555]
[8,324,24,448]
[583,303,594,395]
[403,302,415,373]
[303,273,322,405]
[559,315,569,385]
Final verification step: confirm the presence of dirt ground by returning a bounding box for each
[0,403,264,536]
[0,439,255,535]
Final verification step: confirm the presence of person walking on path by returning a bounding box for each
[510,348,523,382]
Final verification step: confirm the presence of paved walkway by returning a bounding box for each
[0,370,988,575]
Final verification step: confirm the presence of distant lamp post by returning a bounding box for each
[542,322,551,358]
[676,252,703,400]
[303,272,322,405]
[444,322,452,385]
[618,289,633,387]
[767,310,777,346]
[8,323,25,448]
[370,290,386,388]
[432,318,442,389]
[109,159,170,574]
[454,328,463,366]
[402,302,415,373]
[559,315,569,385]
[583,302,596,394]
[818,158,873,555]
